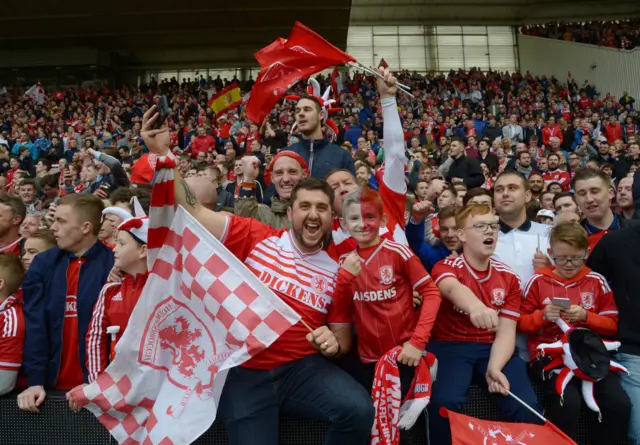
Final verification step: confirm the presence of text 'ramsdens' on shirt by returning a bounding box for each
[221,216,351,370]
[431,255,522,343]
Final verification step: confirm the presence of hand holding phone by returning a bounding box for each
[153,95,170,130]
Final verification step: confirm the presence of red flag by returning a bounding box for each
[246,22,356,124]
[255,37,287,67]
[441,409,577,445]
[379,58,389,69]
[330,67,342,105]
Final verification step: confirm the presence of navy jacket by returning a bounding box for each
[406,219,455,272]
[22,242,114,387]
[284,138,355,180]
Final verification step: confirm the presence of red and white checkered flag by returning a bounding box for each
[71,203,300,445]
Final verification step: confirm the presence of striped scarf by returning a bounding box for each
[147,152,177,269]
[370,347,437,445]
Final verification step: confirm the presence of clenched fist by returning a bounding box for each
[426,179,446,202]
[341,253,362,277]
[412,200,434,223]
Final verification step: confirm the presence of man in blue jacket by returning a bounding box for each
[285,96,355,180]
[17,194,113,412]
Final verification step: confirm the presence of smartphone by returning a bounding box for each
[551,297,571,309]
[153,95,170,130]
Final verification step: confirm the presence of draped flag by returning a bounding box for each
[246,22,356,124]
[24,83,45,104]
[70,155,301,444]
[207,82,241,116]
[441,409,577,445]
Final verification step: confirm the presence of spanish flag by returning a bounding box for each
[208,82,242,116]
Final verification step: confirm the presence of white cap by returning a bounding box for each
[537,209,555,219]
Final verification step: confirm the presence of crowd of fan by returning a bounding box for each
[0,66,639,445]
[521,17,640,50]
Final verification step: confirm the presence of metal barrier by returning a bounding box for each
[1,384,621,445]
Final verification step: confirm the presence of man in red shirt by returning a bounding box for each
[543,152,571,191]
[541,116,563,148]
[0,253,26,396]
[427,204,542,444]
[141,111,375,444]
[17,195,114,413]
[604,115,623,145]
[189,126,215,160]
[0,196,25,256]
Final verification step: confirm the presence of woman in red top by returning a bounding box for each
[519,222,630,443]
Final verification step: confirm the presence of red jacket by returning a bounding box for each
[605,122,623,144]
[190,135,215,159]
[541,124,563,147]
[85,273,149,382]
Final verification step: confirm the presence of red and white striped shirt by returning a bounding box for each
[221,216,352,370]
[431,255,522,343]
[0,293,25,371]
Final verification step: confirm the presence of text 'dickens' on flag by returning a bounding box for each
[71,206,301,445]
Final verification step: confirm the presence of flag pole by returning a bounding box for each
[348,62,415,98]
[506,390,548,424]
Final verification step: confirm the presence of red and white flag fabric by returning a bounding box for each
[246,22,356,124]
[71,174,301,444]
[24,83,45,104]
[441,408,577,445]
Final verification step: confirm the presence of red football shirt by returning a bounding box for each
[328,172,407,260]
[431,255,522,343]
[543,169,571,191]
[346,239,441,362]
[221,216,352,370]
[0,236,23,256]
[57,258,85,389]
[0,294,25,372]
[521,266,618,359]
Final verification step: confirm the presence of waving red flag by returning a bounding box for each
[246,22,356,124]
[255,37,287,67]
[441,409,577,445]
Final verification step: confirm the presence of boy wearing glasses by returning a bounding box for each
[519,222,629,443]
[427,204,542,445]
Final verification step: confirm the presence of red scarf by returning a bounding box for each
[370,347,437,445]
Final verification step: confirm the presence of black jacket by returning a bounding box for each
[588,224,640,356]
[477,152,499,174]
[483,125,502,142]
[284,138,355,180]
[446,155,484,188]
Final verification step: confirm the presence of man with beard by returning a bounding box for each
[284,95,354,179]
[141,108,374,445]
[528,173,544,202]
[235,152,309,229]
[543,152,571,191]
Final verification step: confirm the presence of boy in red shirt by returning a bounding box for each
[428,204,542,444]
[339,186,441,445]
[519,221,629,443]
[0,253,26,395]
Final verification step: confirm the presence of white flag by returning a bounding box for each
[71,206,300,445]
[24,83,45,104]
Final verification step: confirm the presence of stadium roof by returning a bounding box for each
[0,0,638,69]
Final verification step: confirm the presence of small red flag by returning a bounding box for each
[379,58,389,69]
[441,408,577,445]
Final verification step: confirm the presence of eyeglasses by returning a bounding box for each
[552,256,586,266]
[464,222,500,233]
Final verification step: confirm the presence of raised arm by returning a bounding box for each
[141,106,229,240]
[377,67,406,195]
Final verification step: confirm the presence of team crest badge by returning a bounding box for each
[311,275,328,293]
[491,288,506,306]
[581,292,594,310]
[379,265,394,285]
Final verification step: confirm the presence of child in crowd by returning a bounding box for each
[428,204,543,444]
[22,229,57,270]
[339,186,441,444]
[67,201,149,411]
[0,253,26,395]
[519,221,630,443]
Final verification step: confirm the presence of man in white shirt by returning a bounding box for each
[492,170,551,361]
